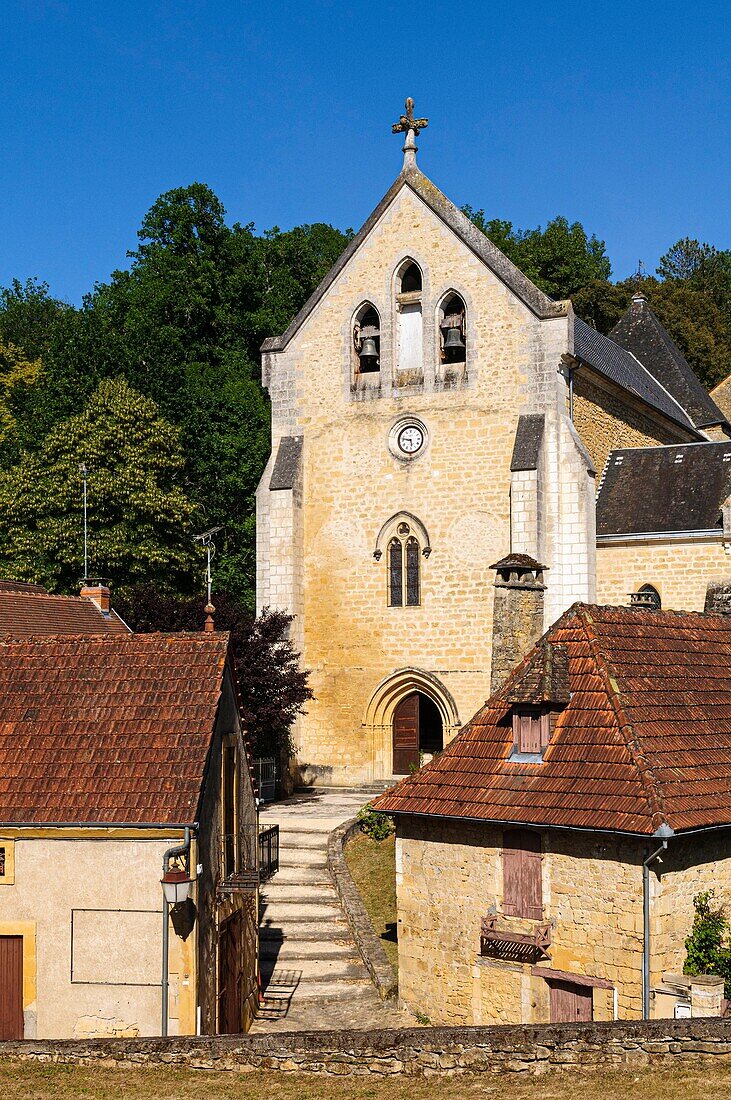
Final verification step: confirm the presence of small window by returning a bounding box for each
[503,828,542,920]
[439,292,466,365]
[399,262,422,294]
[512,708,550,755]
[630,584,661,611]
[387,525,421,607]
[353,303,381,374]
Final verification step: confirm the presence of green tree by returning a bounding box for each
[462,208,611,299]
[0,377,197,593]
[0,338,42,452]
[684,889,731,998]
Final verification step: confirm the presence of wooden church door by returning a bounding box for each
[393,693,420,774]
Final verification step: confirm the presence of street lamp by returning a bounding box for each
[161,867,193,907]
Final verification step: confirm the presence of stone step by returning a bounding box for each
[260,978,373,1003]
[259,938,357,960]
[274,831,330,850]
[273,866,331,885]
[278,849,328,868]
[260,920,351,941]
[261,956,365,982]
[263,882,336,901]
[259,900,344,920]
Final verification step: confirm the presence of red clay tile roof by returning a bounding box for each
[0,587,129,636]
[373,605,731,836]
[0,632,230,825]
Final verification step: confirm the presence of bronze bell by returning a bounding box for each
[443,325,465,356]
[359,336,379,368]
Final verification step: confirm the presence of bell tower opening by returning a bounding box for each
[392,691,444,774]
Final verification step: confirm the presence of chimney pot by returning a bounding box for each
[80,578,111,616]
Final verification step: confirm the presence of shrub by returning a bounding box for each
[357,802,394,841]
[683,889,731,998]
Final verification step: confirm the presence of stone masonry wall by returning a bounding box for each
[258,182,590,785]
[573,371,693,476]
[596,539,731,611]
[5,1019,731,1076]
[396,818,647,1026]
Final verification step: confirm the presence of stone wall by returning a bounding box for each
[573,371,693,476]
[5,1019,731,1076]
[596,538,731,612]
[396,817,648,1026]
[257,179,594,786]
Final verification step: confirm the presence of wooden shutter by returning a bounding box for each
[0,936,23,1040]
[503,829,543,919]
[502,831,523,916]
[549,980,593,1023]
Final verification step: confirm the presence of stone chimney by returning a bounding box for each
[80,578,111,616]
[705,580,731,615]
[490,554,547,693]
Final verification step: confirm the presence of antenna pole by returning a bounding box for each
[79,464,88,579]
[206,542,212,607]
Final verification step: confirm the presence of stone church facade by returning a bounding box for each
[256,106,731,786]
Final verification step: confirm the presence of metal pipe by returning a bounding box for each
[642,825,674,1020]
[161,826,190,1037]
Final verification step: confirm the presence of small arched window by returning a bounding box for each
[400,262,422,294]
[353,303,381,374]
[395,261,423,376]
[439,292,466,365]
[388,523,421,607]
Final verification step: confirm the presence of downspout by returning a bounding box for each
[161,826,191,1037]
[642,823,674,1020]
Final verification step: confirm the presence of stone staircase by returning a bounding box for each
[251,786,410,1032]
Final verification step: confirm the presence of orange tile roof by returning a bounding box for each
[0,632,230,825]
[0,587,129,636]
[373,605,731,836]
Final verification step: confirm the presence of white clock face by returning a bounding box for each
[398,425,424,454]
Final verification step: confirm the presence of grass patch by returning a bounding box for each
[344,829,398,972]
[2,1061,731,1099]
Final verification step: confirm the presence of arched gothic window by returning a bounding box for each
[388,523,420,607]
[396,260,423,375]
[353,303,381,374]
[631,583,661,611]
[439,292,466,364]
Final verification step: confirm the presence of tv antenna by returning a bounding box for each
[193,526,223,631]
[79,463,89,579]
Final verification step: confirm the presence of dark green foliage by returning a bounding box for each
[115,585,313,759]
[357,803,395,841]
[462,207,611,299]
[683,889,731,999]
[0,184,351,603]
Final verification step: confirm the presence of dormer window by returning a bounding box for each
[512,707,550,757]
[353,303,381,374]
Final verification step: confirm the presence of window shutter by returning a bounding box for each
[522,831,543,920]
[503,829,543,920]
[502,831,522,916]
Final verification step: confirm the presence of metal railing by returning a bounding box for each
[258,823,279,883]
[218,827,259,892]
[254,757,277,802]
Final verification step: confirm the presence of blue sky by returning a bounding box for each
[2,0,730,305]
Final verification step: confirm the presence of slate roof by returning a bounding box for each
[269,436,303,491]
[0,632,230,825]
[510,415,545,472]
[372,604,731,836]
[610,296,727,430]
[0,583,129,636]
[573,318,698,433]
[596,442,731,536]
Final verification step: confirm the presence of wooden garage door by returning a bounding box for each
[392,693,419,775]
[549,979,593,1023]
[0,936,23,1040]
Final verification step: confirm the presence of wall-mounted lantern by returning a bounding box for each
[161,867,193,907]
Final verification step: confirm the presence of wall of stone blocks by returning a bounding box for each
[596,539,731,611]
[258,182,594,784]
[395,817,648,1026]
[573,372,693,477]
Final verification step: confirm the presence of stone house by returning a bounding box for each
[256,101,731,787]
[0,631,268,1040]
[373,603,731,1025]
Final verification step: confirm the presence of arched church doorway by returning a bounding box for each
[392,692,444,775]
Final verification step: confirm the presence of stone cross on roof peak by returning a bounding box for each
[392,97,428,171]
